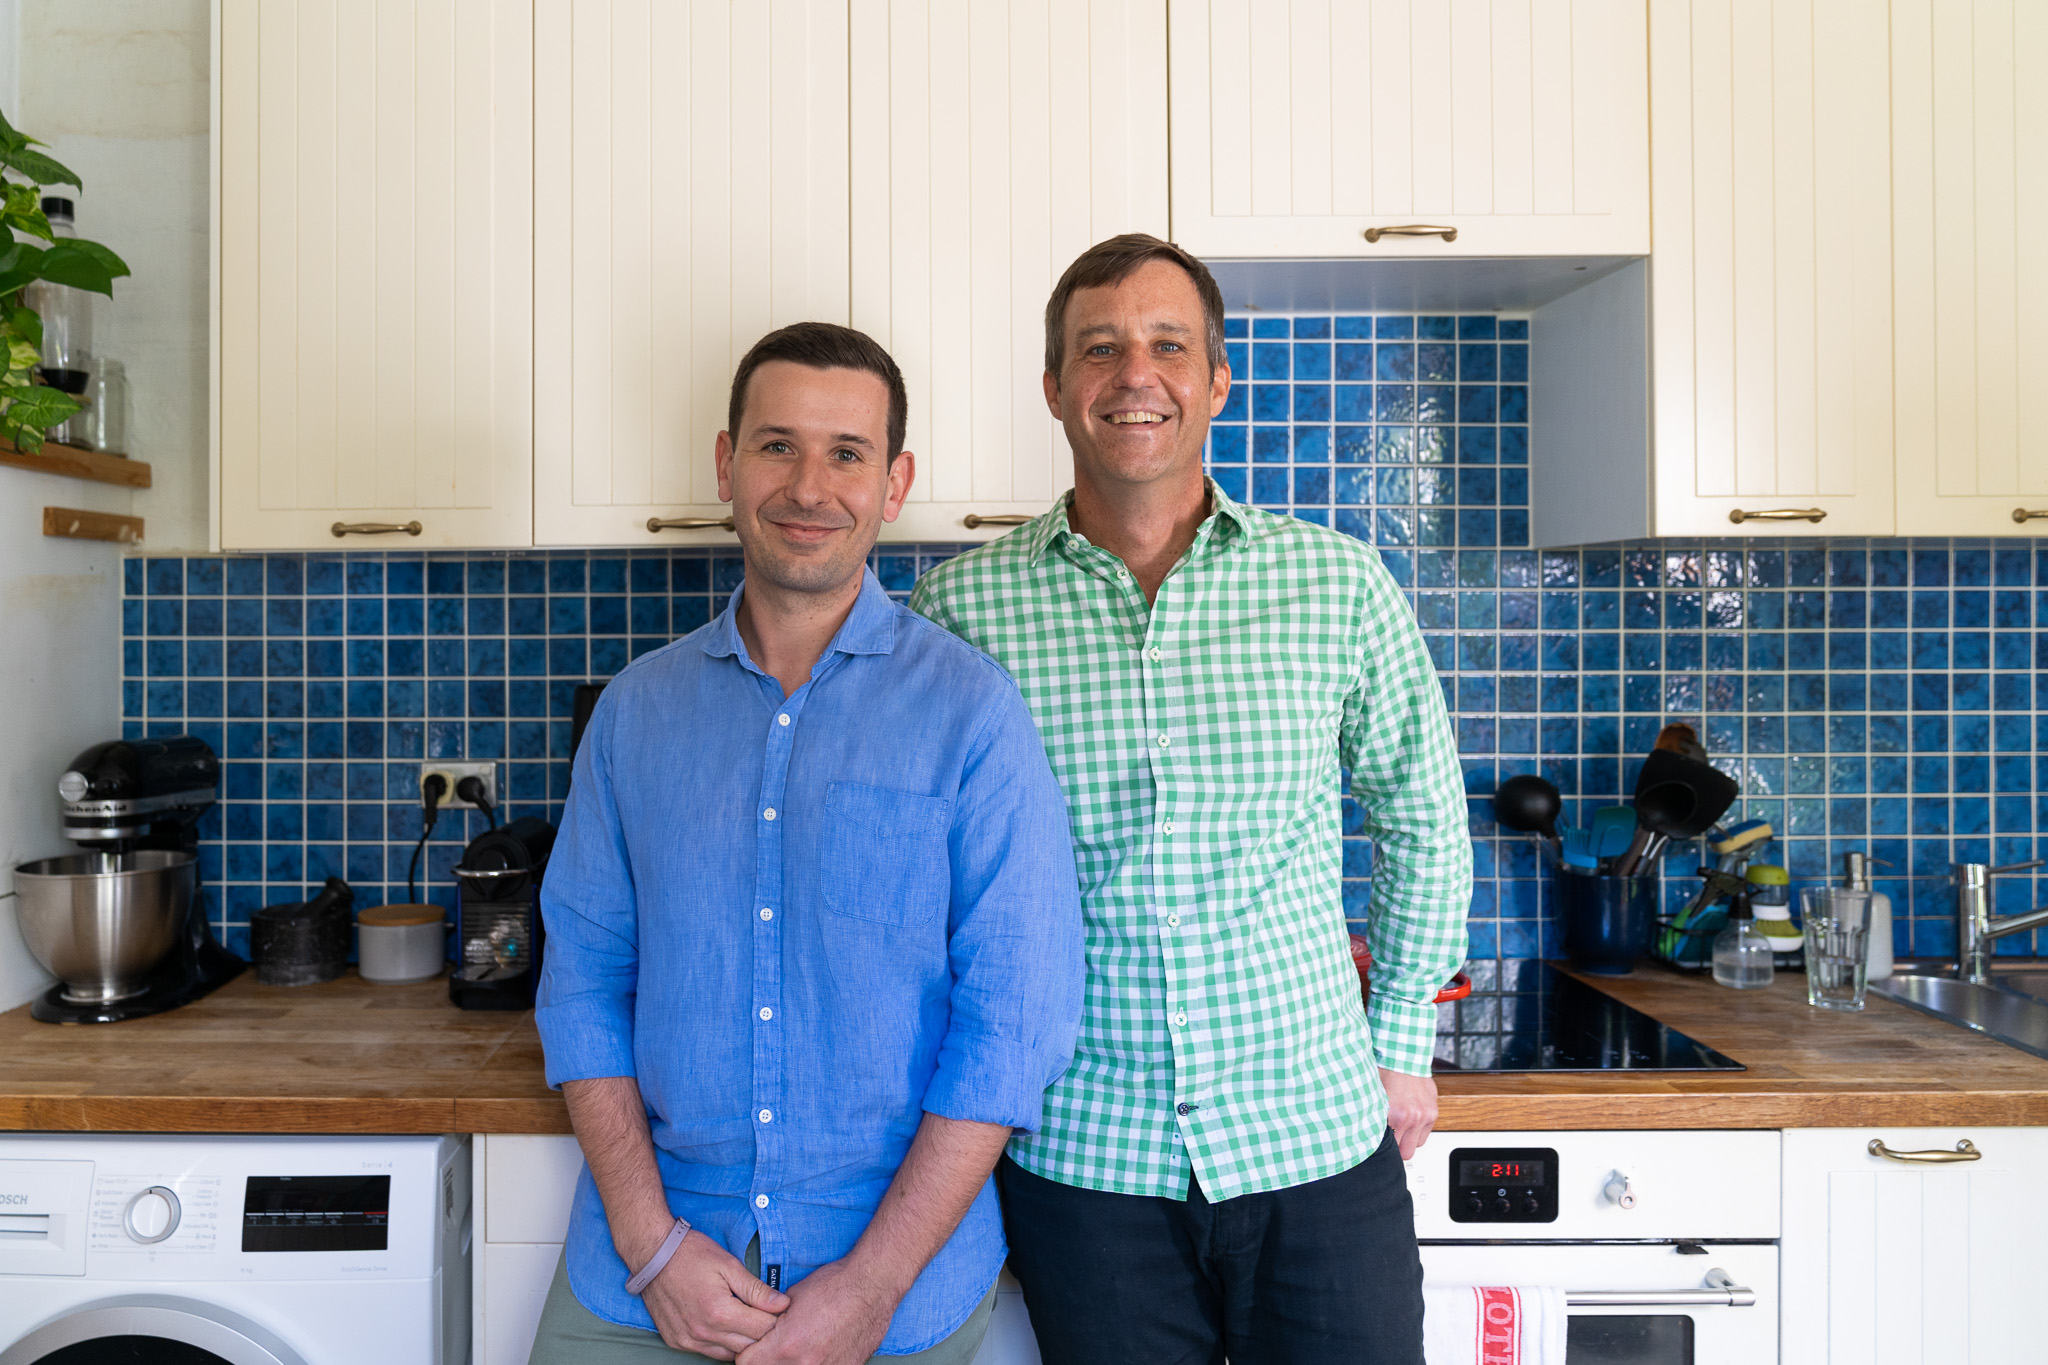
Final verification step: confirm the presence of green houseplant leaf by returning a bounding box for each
[0,104,127,451]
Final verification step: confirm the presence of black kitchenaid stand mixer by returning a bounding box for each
[31,735,243,1024]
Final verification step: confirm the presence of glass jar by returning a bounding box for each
[1711,905,1775,990]
[80,358,128,455]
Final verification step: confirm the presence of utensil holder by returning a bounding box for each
[1557,870,1657,974]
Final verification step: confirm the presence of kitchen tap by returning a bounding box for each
[1953,861,2048,983]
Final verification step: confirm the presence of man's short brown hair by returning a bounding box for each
[727,321,909,462]
[1042,233,1228,379]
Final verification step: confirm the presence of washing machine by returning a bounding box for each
[0,1134,469,1365]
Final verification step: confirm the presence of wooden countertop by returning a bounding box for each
[0,971,567,1135]
[2,964,2046,1134]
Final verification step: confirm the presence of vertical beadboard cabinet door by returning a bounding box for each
[1891,0,2048,535]
[1647,0,1895,536]
[849,0,1170,542]
[1166,0,1648,258]
[216,0,535,550]
[532,0,851,548]
[1780,1127,2048,1364]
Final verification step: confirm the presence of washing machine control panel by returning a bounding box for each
[89,1175,222,1254]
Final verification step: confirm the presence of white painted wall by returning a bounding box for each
[0,2,201,1007]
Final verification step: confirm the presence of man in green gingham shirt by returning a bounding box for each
[910,235,1470,1363]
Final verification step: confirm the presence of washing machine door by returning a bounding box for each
[0,1297,305,1365]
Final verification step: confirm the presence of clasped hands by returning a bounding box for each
[631,1216,902,1364]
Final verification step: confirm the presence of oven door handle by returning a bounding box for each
[1567,1268,1755,1308]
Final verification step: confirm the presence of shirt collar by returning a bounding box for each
[700,566,898,663]
[1024,477,1254,565]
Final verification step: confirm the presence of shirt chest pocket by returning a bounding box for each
[819,782,952,929]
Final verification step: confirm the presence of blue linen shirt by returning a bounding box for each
[537,569,1084,1353]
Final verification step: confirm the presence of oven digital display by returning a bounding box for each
[1458,1159,1547,1187]
[241,1175,391,1253]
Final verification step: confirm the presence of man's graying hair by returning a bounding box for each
[1042,233,1229,378]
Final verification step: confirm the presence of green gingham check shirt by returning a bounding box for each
[909,481,1472,1202]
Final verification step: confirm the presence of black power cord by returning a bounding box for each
[455,774,497,828]
[408,772,448,904]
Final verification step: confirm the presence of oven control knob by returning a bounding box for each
[1492,1195,1512,1216]
[1603,1172,1637,1210]
[123,1185,181,1244]
[1521,1194,1541,1216]
[1463,1194,1486,1217]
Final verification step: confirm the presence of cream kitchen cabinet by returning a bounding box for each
[1644,0,1896,538]
[1780,1126,2048,1364]
[215,0,535,550]
[531,0,851,548]
[847,0,1169,541]
[1166,0,1648,259]
[1890,0,2048,536]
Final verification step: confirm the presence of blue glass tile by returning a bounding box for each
[1376,344,1414,381]
[549,559,587,593]
[1334,385,1372,422]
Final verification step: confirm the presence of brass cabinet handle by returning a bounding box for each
[1869,1138,1981,1164]
[331,521,422,537]
[2012,509,2048,524]
[963,514,1033,529]
[1728,507,1826,524]
[1362,223,1459,243]
[646,516,735,532]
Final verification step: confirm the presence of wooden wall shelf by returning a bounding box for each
[0,438,151,488]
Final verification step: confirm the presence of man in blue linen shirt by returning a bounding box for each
[529,322,1084,1364]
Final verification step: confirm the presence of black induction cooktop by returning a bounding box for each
[1431,960,1745,1073]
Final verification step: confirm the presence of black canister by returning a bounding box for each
[251,876,354,986]
[1557,869,1657,974]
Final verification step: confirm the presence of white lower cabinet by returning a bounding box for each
[473,1135,582,1365]
[1781,1126,2048,1364]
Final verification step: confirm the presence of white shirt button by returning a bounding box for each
[1162,821,1175,835]
[754,1194,769,1209]
[758,1006,773,1021]
[777,714,790,727]
[760,907,773,921]
[1173,1012,1188,1028]
[762,807,777,821]
[759,1109,773,1124]
[1148,646,1162,662]
[1157,734,1171,747]
[1116,568,1130,580]
[1167,914,1181,928]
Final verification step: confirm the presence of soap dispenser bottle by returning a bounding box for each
[1844,851,1892,981]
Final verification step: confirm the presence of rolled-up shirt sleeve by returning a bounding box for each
[537,693,642,1087]
[921,678,1084,1132]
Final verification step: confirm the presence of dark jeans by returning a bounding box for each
[997,1131,1424,1365]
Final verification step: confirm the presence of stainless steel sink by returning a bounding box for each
[1871,966,2048,1060]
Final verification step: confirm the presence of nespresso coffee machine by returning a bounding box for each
[29,735,242,1023]
[450,816,555,1010]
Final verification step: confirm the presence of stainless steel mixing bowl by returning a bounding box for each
[13,849,195,1003]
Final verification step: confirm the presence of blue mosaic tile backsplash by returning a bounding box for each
[123,312,2048,964]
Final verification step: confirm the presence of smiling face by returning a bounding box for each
[1045,258,1232,494]
[715,360,915,598]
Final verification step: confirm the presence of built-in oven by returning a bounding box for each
[1408,1130,1779,1364]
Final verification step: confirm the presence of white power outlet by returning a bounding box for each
[422,762,499,811]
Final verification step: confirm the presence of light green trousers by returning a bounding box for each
[526,1242,997,1365]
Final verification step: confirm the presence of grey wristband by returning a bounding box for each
[624,1216,692,1295]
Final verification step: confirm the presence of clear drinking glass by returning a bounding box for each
[1801,887,1872,1011]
